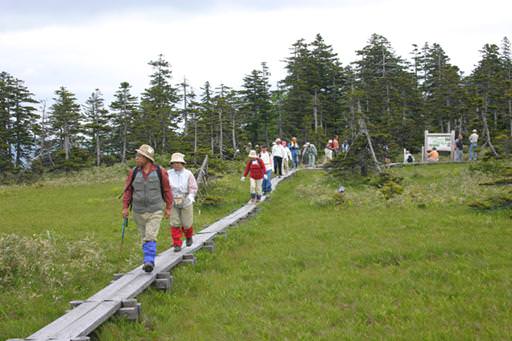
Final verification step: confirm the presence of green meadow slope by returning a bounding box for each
[1,163,511,340]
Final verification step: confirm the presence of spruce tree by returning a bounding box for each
[110,82,138,163]
[49,86,81,161]
[83,89,111,166]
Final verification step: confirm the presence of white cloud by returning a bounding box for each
[0,0,510,103]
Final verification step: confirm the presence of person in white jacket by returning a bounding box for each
[259,145,273,194]
[167,152,198,252]
[281,140,292,175]
[271,138,285,177]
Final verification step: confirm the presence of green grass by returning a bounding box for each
[2,163,512,339]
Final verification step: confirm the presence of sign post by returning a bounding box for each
[423,130,455,161]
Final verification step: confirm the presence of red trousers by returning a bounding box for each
[171,226,193,246]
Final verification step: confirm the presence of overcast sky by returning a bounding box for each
[0,0,510,104]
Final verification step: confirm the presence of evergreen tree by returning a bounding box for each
[83,89,111,166]
[140,54,180,153]
[0,72,15,171]
[49,86,81,161]
[110,82,138,163]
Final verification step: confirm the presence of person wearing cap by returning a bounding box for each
[271,138,285,177]
[259,145,273,194]
[167,152,198,252]
[303,142,317,168]
[469,129,479,161]
[122,144,173,273]
[241,150,267,203]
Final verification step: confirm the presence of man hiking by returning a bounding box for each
[122,144,173,273]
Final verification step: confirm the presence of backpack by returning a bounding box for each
[120,165,165,207]
[407,155,413,163]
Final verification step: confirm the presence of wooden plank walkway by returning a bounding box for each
[11,169,298,341]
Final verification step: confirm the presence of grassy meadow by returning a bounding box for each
[1,162,512,340]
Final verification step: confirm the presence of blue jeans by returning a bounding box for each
[291,150,299,168]
[469,143,477,160]
[262,170,272,193]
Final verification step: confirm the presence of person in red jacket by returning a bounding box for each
[241,149,267,203]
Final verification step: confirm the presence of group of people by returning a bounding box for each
[404,129,480,163]
[122,144,198,273]
[323,135,350,162]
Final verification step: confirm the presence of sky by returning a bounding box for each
[0,0,510,104]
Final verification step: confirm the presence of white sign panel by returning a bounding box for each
[426,135,452,151]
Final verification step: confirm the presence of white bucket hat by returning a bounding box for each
[472,129,477,133]
[170,152,186,164]
[248,150,258,158]
[135,144,155,162]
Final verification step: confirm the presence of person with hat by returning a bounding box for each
[271,138,285,177]
[303,142,317,168]
[241,150,267,203]
[167,152,198,252]
[469,129,479,161]
[122,144,173,272]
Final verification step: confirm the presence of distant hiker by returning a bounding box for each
[168,152,198,253]
[289,137,300,168]
[282,140,292,175]
[122,144,173,273]
[272,138,285,177]
[259,145,273,194]
[332,135,340,156]
[341,140,349,153]
[303,142,317,168]
[404,150,415,164]
[241,150,267,203]
[427,147,439,162]
[469,129,479,161]
[324,139,334,162]
[245,142,252,154]
[454,134,464,162]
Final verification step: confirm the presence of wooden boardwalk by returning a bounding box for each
[10,170,297,341]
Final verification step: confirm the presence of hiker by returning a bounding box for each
[324,139,334,162]
[168,152,198,253]
[282,140,292,175]
[122,144,173,273]
[454,134,464,162]
[303,142,317,168]
[427,147,439,162]
[469,129,479,161]
[404,150,415,164]
[289,137,300,168]
[259,145,273,194]
[241,150,267,203]
[341,140,349,153]
[332,135,340,156]
[272,138,284,177]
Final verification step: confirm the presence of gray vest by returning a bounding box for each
[132,169,164,213]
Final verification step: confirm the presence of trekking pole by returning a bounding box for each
[120,217,128,248]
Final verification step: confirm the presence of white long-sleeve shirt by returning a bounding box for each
[167,168,198,207]
[272,144,285,158]
[259,151,273,171]
[469,133,479,144]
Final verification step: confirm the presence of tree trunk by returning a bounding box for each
[313,89,318,133]
[481,99,498,156]
[231,110,237,152]
[95,133,101,166]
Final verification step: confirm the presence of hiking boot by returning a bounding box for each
[174,245,182,252]
[186,237,193,247]
[142,262,154,273]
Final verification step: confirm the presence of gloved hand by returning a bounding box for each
[240,176,245,182]
[187,194,195,203]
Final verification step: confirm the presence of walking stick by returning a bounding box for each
[120,217,128,248]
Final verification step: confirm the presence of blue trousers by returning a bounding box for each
[143,241,156,264]
[262,170,272,193]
